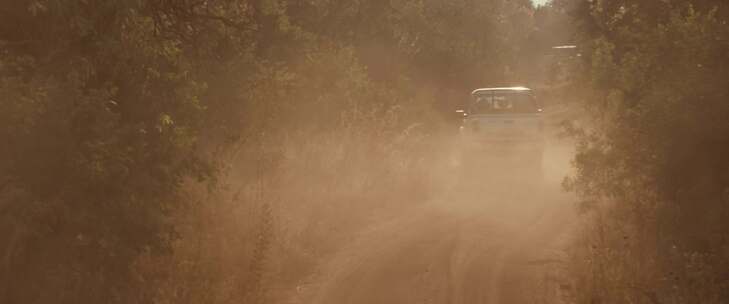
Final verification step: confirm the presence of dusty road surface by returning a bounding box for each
[287,132,577,304]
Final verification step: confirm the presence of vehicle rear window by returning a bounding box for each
[470,92,539,114]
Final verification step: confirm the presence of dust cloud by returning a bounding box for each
[274,111,578,304]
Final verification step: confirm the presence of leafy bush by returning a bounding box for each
[0,1,546,303]
[563,1,729,302]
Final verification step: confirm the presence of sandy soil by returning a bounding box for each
[284,131,577,304]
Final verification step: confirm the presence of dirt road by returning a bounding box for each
[287,136,577,304]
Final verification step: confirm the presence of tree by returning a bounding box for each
[564,1,729,302]
[1,0,547,303]
[0,1,256,302]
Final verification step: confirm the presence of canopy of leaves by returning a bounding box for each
[1,0,550,303]
[564,0,729,302]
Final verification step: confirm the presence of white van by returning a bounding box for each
[457,87,544,166]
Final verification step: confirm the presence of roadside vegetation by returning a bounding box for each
[560,0,729,302]
[0,1,572,303]
[16,1,728,303]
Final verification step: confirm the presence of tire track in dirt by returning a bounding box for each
[284,132,576,304]
[284,187,574,304]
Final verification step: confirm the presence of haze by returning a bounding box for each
[2,1,728,304]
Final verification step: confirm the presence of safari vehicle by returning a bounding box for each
[456,86,544,169]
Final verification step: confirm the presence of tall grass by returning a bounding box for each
[137,87,447,303]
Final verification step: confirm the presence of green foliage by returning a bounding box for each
[0,1,251,302]
[564,1,729,302]
[1,0,546,303]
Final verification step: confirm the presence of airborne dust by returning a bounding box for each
[10,1,729,304]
